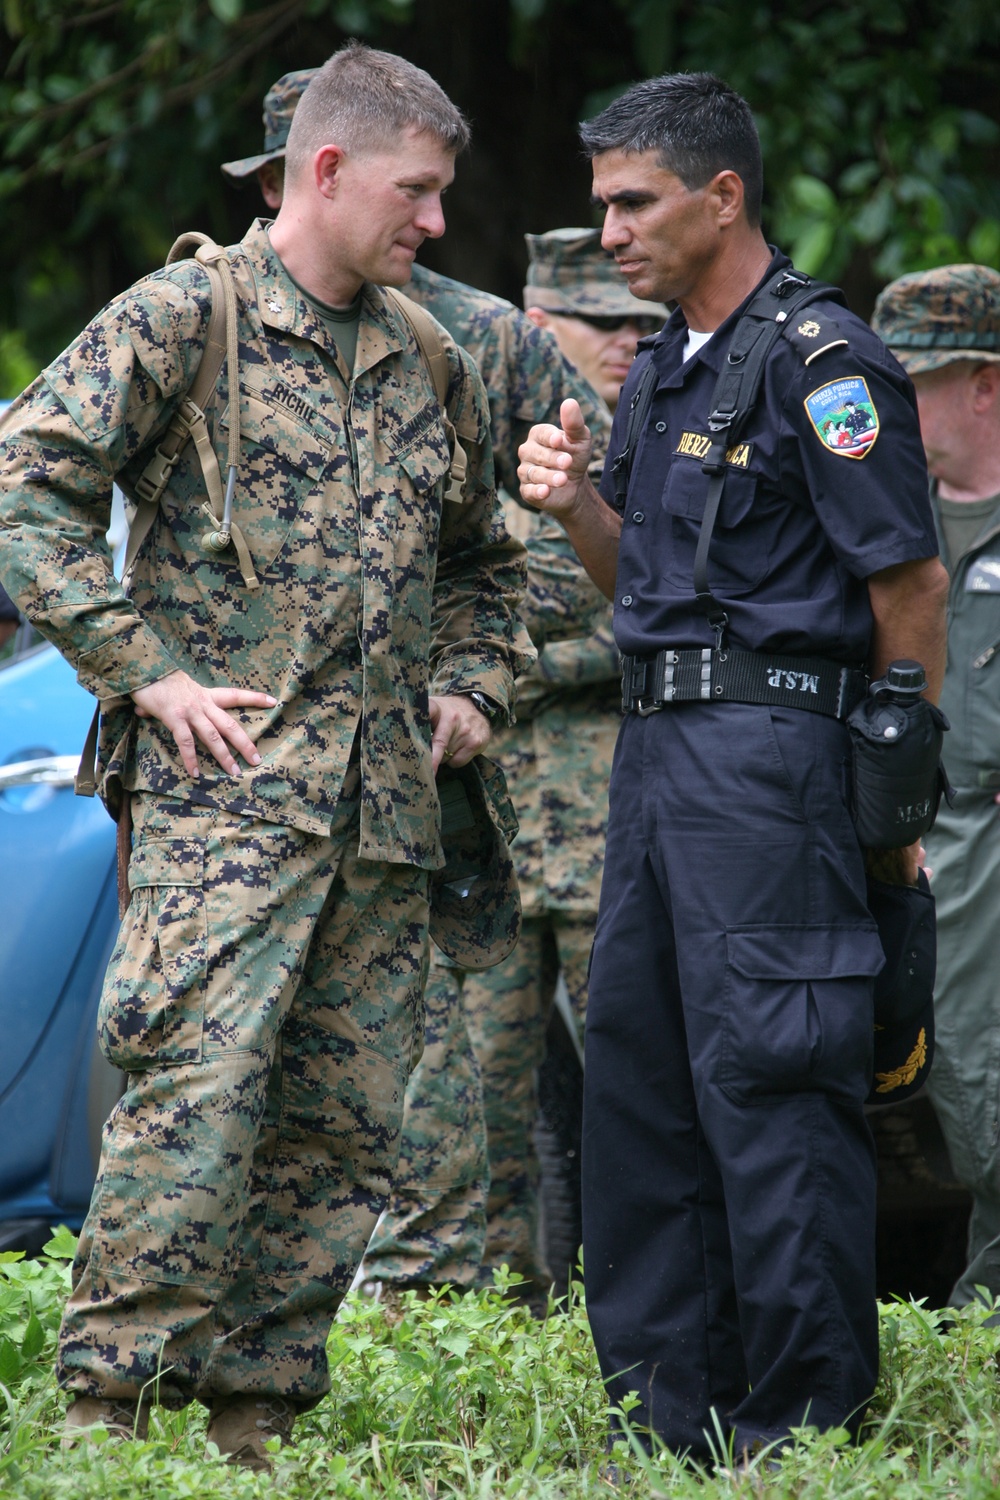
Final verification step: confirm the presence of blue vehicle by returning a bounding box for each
[0,631,122,1252]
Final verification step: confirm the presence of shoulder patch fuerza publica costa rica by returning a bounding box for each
[804,376,879,460]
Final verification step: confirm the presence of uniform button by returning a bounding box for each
[655,421,667,434]
[621,594,633,607]
[632,511,645,524]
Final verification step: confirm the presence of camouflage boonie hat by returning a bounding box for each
[221,68,318,181]
[866,871,936,1107]
[429,756,521,969]
[871,264,1000,375]
[523,227,666,322]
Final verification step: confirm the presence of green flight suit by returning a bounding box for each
[924,484,1000,1304]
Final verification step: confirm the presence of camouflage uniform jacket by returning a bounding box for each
[0,220,532,867]
[404,265,620,915]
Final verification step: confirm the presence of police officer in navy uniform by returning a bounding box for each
[519,73,948,1461]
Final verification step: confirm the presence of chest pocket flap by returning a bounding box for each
[215,391,334,574]
[391,400,452,496]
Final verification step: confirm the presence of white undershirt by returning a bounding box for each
[683,327,714,363]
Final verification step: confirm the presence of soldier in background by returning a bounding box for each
[872,265,1000,1308]
[221,70,316,209]
[523,227,664,411]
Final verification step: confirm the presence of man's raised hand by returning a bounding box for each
[518,398,594,517]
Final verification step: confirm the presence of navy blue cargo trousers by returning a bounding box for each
[583,701,882,1459]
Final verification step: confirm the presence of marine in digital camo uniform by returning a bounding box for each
[518,73,948,1458]
[873,266,1000,1308]
[0,45,531,1467]
[364,235,664,1295]
[224,68,620,1298]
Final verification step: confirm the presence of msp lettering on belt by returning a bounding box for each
[767,667,820,694]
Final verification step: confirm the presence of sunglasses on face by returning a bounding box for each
[549,310,662,335]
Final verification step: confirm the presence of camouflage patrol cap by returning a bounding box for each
[871,264,1000,375]
[429,756,521,969]
[221,68,318,181]
[523,227,666,321]
[866,871,936,1107]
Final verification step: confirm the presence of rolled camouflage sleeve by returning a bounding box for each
[0,275,209,699]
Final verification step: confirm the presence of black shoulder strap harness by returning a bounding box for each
[612,265,848,648]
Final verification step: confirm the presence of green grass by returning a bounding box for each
[4,1230,1000,1497]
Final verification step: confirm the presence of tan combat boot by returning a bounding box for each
[205,1393,298,1471]
[61,1394,149,1448]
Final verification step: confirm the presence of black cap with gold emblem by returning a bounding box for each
[866,869,935,1106]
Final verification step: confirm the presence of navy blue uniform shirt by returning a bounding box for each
[601,251,939,664]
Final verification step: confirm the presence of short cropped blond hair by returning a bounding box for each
[284,41,469,182]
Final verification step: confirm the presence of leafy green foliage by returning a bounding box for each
[0,1228,74,1398]
[6,1244,1000,1497]
[0,327,37,398]
[0,1229,75,1483]
[595,0,1000,302]
[0,0,998,370]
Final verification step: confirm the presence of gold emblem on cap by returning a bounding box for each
[874,1026,927,1093]
[798,319,821,338]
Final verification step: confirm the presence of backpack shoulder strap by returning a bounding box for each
[385,287,475,505]
[75,233,254,801]
[705,268,846,448]
[121,236,229,578]
[385,288,450,408]
[693,267,848,637]
[610,353,658,510]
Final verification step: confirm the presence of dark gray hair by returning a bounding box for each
[580,73,763,228]
[285,41,470,182]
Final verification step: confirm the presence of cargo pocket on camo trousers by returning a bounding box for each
[98,838,208,1069]
[719,924,884,1107]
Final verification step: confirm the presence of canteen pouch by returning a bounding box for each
[847,689,950,849]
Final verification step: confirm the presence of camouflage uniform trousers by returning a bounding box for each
[362,947,488,1288]
[58,791,428,1407]
[362,912,592,1289]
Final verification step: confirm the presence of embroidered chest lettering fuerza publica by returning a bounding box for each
[674,431,753,469]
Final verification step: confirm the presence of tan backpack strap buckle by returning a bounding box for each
[132,454,176,507]
[442,414,469,505]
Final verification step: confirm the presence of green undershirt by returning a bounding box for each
[270,234,362,372]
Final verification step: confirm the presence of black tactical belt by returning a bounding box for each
[621,648,868,721]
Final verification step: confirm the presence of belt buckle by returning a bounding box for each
[635,696,663,717]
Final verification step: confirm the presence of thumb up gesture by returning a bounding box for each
[518,399,594,518]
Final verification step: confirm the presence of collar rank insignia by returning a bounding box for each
[267,299,283,313]
[804,376,880,460]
